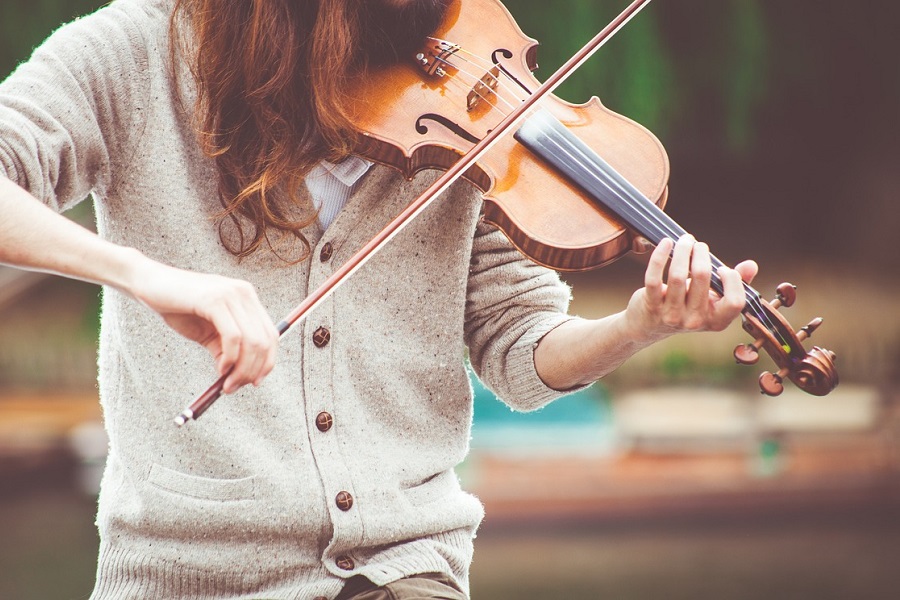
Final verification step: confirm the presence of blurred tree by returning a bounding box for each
[0,0,105,77]
[502,0,675,138]
[504,0,771,153]
[723,0,768,153]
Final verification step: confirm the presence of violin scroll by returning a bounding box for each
[733,283,838,397]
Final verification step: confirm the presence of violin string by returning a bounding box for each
[534,118,783,341]
[434,52,777,336]
[431,58,521,113]
[525,111,789,347]
[426,38,532,104]
[447,46,532,101]
[424,46,788,349]
[438,53,779,341]
[429,54,525,114]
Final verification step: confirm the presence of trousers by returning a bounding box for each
[334,573,468,600]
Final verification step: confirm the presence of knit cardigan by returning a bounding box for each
[0,0,578,597]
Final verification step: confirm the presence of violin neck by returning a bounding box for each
[514,109,760,309]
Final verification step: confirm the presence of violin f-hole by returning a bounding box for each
[491,48,532,95]
[415,113,482,144]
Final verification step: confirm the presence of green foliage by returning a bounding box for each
[504,0,674,137]
[723,0,768,153]
[0,0,105,77]
[503,0,773,153]
[657,347,753,387]
[660,348,696,380]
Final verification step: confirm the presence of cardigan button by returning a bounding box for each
[315,412,334,432]
[313,326,331,347]
[336,491,354,511]
[313,597,328,600]
[336,555,355,570]
[320,242,334,262]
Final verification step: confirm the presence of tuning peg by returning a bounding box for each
[759,368,789,396]
[772,283,797,309]
[797,317,823,342]
[734,339,762,365]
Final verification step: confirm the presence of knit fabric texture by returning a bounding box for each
[0,0,579,597]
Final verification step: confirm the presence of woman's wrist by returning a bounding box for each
[101,244,151,297]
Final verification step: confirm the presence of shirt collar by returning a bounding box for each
[320,156,373,187]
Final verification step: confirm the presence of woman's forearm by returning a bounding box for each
[0,175,144,292]
[534,313,662,390]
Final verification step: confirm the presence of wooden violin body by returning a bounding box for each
[348,0,669,271]
[347,0,837,398]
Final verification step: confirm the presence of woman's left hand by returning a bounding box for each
[623,234,758,344]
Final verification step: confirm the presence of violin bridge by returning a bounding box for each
[467,66,501,112]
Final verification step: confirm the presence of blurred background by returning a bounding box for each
[1,0,899,598]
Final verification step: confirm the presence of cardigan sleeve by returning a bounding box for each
[0,0,151,212]
[463,219,587,412]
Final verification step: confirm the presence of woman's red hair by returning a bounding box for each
[171,0,364,262]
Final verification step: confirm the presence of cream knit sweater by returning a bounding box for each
[0,0,577,597]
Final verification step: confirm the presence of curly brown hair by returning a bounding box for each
[170,0,449,262]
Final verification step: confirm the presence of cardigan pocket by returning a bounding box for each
[147,462,256,502]
[401,470,460,506]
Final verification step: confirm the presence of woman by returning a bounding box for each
[0,0,755,598]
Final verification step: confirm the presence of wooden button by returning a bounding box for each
[320,242,333,262]
[313,326,331,348]
[336,491,354,511]
[336,555,355,570]
[315,412,333,432]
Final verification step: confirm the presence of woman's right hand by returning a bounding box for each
[127,256,279,394]
[1,176,278,394]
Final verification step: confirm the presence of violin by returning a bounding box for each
[174,0,837,426]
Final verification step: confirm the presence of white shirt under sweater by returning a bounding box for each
[0,0,581,597]
[306,157,372,229]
